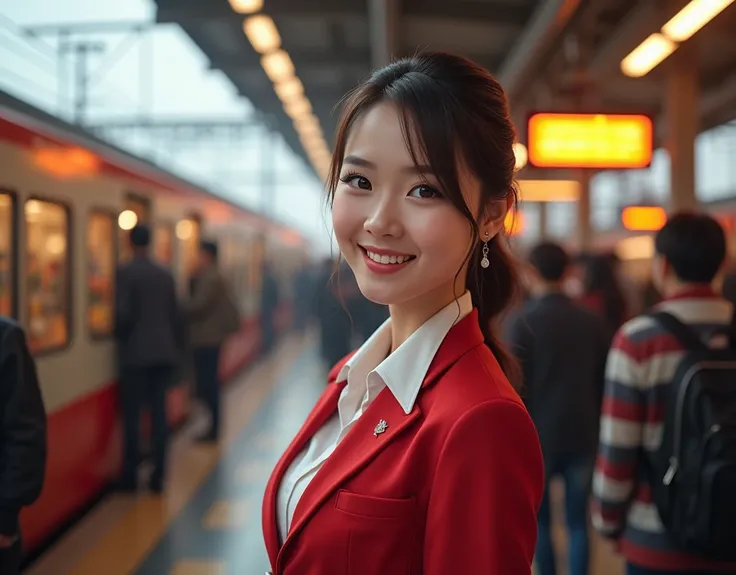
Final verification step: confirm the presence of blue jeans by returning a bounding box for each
[535,454,594,575]
[627,565,725,575]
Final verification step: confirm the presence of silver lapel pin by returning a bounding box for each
[373,419,388,437]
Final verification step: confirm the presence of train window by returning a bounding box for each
[0,192,15,317]
[87,211,116,337]
[177,217,201,279]
[25,199,71,353]
[154,223,174,268]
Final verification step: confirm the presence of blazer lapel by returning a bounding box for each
[262,381,344,568]
[271,309,483,570]
[277,387,421,566]
[422,308,484,388]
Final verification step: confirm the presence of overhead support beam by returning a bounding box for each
[22,20,153,35]
[155,0,530,26]
[85,117,263,141]
[498,0,586,100]
[210,51,369,71]
[666,42,698,212]
[401,0,534,26]
[210,50,501,78]
[700,73,736,129]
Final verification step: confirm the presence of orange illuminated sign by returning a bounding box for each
[528,113,653,169]
[31,146,101,178]
[621,206,667,231]
[505,210,523,236]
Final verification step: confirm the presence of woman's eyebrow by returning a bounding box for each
[343,155,435,176]
[343,155,376,169]
[405,164,434,176]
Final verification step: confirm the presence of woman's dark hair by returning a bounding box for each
[326,52,521,386]
[583,254,626,333]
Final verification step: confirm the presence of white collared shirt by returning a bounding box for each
[275,291,473,542]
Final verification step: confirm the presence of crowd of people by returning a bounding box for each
[504,212,736,575]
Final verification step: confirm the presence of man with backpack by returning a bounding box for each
[592,212,736,574]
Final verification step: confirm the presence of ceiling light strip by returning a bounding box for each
[236,6,332,178]
[620,0,734,78]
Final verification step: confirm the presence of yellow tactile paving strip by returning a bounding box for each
[201,499,252,530]
[169,560,227,575]
[66,339,304,575]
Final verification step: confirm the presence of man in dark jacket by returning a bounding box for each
[115,224,184,492]
[186,240,240,442]
[505,242,610,575]
[0,317,46,574]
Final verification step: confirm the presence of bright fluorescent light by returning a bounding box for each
[284,96,312,119]
[261,50,294,83]
[229,0,263,14]
[308,141,330,158]
[294,114,320,132]
[621,33,677,78]
[517,179,580,202]
[296,120,322,140]
[274,77,304,102]
[300,132,324,151]
[513,142,528,171]
[615,235,655,261]
[662,0,735,43]
[243,15,280,53]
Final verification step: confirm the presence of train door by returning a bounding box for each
[153,222,175,269]
[175,213,201,295]
[0,190,16,317]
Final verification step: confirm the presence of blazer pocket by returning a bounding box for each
[335,490,415,520]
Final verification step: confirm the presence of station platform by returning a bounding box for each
[24,334,625,575]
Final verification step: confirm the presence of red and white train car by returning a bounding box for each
[0,89,307,555]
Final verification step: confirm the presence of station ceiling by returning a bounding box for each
[153,0,736,178]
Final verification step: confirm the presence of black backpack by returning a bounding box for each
[647,310,736,560]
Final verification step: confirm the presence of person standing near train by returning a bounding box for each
[115,224,185,492]
[0,317,47,574]
[186,240,240,442]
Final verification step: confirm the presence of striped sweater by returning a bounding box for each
[591,286,736,572]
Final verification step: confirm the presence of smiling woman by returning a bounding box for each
[262,52,543,575]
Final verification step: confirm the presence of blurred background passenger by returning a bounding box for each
[506,241,610,575]
[578,253,628,338]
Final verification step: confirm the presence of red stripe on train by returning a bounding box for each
[17,311,288,553]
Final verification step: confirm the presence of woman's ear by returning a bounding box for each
[481,197,511,239]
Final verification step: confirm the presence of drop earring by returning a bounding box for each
[480,232,490,269]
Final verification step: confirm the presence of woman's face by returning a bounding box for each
[332,101,491,312]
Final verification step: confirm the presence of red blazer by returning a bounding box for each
[262,310,544,574]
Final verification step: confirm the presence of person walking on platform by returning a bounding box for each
[115,224,184,493]
[592,213,736,574]
[505,242,610,575]
[292,263,315,333]
[186,240,240,442]
[259,261,280,355]
[262,52,543,575]
[313,258,355,369]
[0,317,46,574]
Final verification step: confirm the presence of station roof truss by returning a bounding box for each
[152,0,736,180]
[152,0,552,176]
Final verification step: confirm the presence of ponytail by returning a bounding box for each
[466,234,521,389]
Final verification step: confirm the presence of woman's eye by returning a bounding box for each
[408,185,441,199]
[341,174,372,190]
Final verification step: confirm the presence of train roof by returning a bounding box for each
[0,88,304,240]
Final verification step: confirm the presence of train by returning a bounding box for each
[0,89,308,556]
